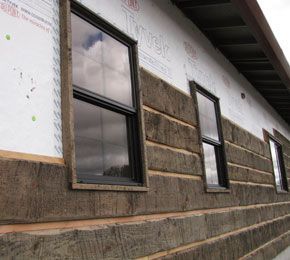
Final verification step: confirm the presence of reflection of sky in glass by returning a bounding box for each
[74,99,131,180]
[71,13,133,107]
[197,92,219,141]
[203,143,219,186]
[269,140,283,190]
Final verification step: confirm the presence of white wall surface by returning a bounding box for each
[0,0,62,158]
[77,0,290,140]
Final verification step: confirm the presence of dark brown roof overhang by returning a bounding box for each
[172,0,290,124]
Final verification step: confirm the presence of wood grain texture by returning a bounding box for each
[242,230,290,259]
[222,118,271,159]
[59,0,75,184]
[1,212,290,259]
[144,111,200,154]
[146,145,202,176]
[1,159,290,224]
[0,201,288,234]
[228,164,274,185]
[160,214,290,260]
[225,142,273,173]
[1,62,290,258]
[141,68,197,126]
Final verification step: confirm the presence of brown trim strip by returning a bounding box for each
[146,140,199,156]
[0,150,64,165]
[143,105,197,129]
[148,170,202,180]
[230,180,274,188]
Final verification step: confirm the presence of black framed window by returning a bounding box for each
[269,137,288,192]
[71,3,143,186]
[196,87,228,189]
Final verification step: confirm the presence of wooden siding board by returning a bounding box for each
[225,142,273,173]
[146,145,202,176]
[1,208,290,259]
[1,160,290,224]
[144,111,200,154]
[141,69,197,126]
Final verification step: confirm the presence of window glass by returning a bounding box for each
[203,142,219,186]
[196,87,228,189]
[196,92,219,141]
[74,99,131,181]
[269,139,283,190]
[71,13,133,107]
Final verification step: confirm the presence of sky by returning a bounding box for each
[257,0,290,64]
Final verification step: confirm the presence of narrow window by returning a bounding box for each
[71,4,144,187]
[196,87,228,189]
[269,137,288,192]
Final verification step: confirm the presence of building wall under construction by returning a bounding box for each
[0,69,290,259]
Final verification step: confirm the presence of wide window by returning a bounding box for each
[269,137,288,192]
[196,87,228,189]
[71,3,144,187]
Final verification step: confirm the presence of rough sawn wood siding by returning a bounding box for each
[0,69,289,259]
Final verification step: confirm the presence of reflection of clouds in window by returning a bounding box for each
[75,137,103,175]
[71,13,133,107]
[197,92,219,141]
[104,144,129,171]
[76,139,129,176]
[203,143,219,185]
[74,99,131,179]
[82,32,103,50]
[269,140,282,190]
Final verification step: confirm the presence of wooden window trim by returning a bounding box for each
[190,82,230,193]
[60,0,148,191]
[263,129,288,193]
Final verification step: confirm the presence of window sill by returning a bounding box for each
[276,190,288,194]
[72,182,149,192]
[206,187,230,193]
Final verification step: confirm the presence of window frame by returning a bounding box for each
[264,130,288,193]
[60,0,148,191]
[193,84,229,192]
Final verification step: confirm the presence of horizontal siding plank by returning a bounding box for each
[146,145,202,176]
[222,118,270,159]
[1,208,290,259]
[141,69,197,126]
[228,164,274,185]
[160,214,290,260]
[225,142,273,173]
[1,160,290,224]
[242,230,290,259]
[144,110,200,154]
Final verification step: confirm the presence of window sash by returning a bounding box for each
[71,2,143,186]
[196,86,228,189]
[71,4,139,110]
[73,88,141,185]
[196,92,220,141]
[73,85,136,116]
[269,138,287,192]
[202,139,227,188]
